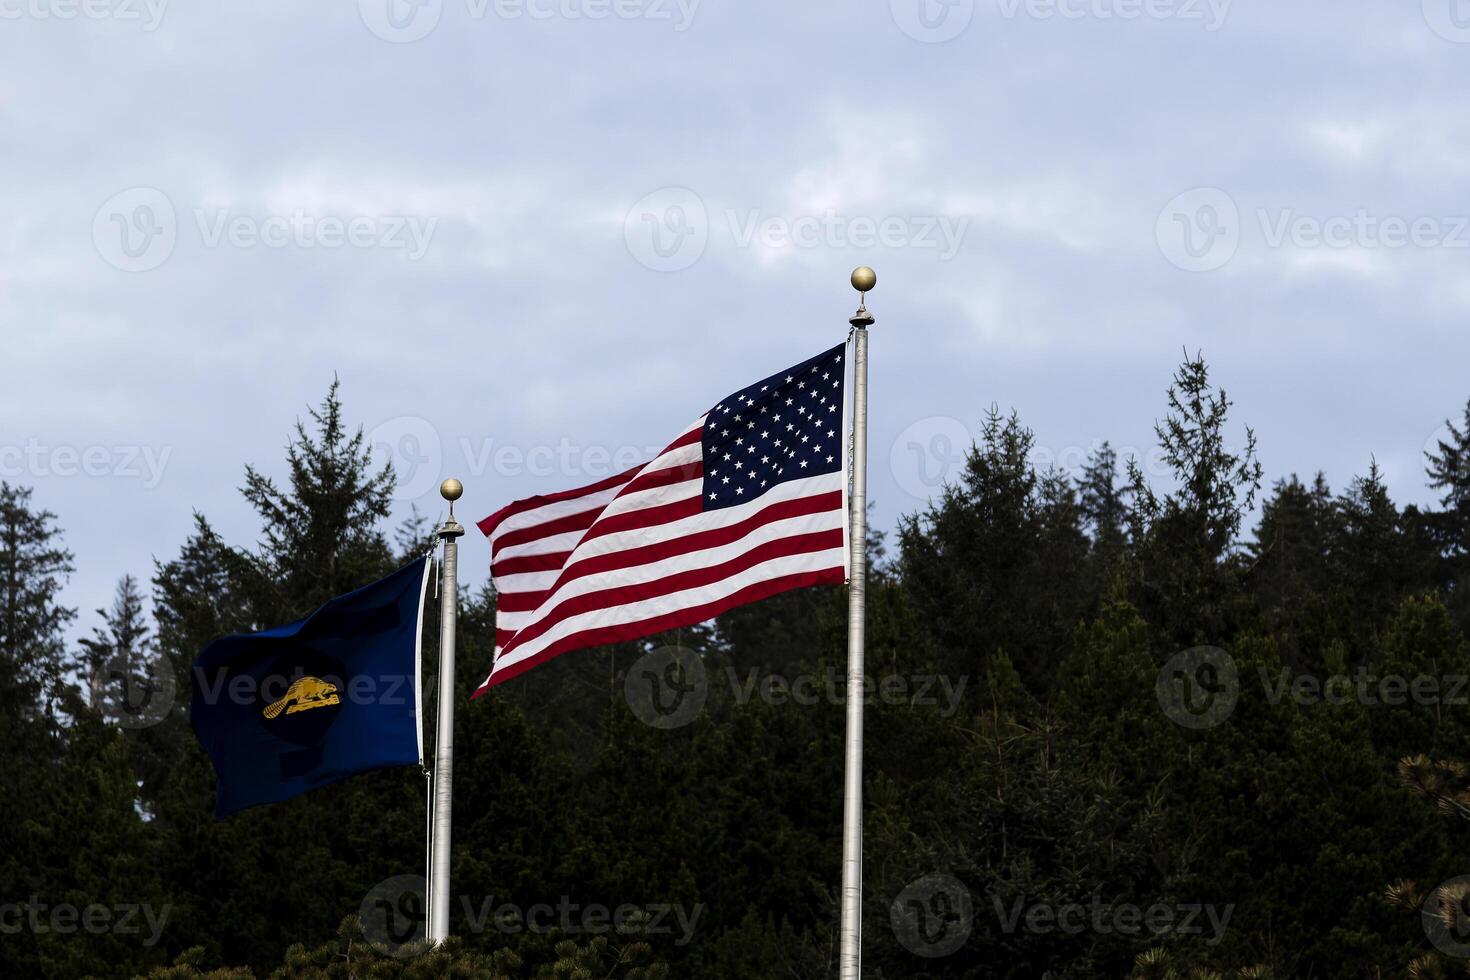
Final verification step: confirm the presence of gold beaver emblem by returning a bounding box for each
[262,676,340,719]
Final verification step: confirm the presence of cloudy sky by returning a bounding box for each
[3,0,1468,639]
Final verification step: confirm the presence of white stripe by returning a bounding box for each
[596,475,704,524]
[559,472,840,568]
[490,442,703,561]
[492,565,565,597]
[493,473,843,633]
[501,507,844,634]
[494,527,590,564]
[493,548,844,673]
[488,481,630,547]
[639,424,704,473]
[594,444,704,519]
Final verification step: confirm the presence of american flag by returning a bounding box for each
[473,341,850,693]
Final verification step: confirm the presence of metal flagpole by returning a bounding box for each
[429,477,465,944]
[839,266,875,980]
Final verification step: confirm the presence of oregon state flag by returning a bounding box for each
[190,558,432,817]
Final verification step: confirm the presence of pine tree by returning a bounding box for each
[76,574,151,716]
[899,407,1092,694]
[1127,353,1262,648]
[138,382,411,974]
[1425,398,1470,630]
[1078,442,1128,574]
[1247,474,1331,665]
[238,378,396,619]
[0,482,76,714]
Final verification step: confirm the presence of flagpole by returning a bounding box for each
[839,266,875,980]
[429,478,465,944]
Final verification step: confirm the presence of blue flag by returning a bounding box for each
[190,558,432,818]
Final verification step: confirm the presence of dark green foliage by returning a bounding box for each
[0,481,75,711]
[7,357,1470,978]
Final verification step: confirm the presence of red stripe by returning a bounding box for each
[472,567,844,696]
[495,591,545,614]
[476,464,642,539]
[494,493,838,614]
[545,491,841,596]
[489,469,705,578]
[492,550,572,578]
[659,424,704,454]
[611,459,704,501]
[493,503,604,551]
[497,528,844,655]
[578,494,704,545]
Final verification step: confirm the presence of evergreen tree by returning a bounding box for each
[1247,474,1331,667]
[1127,352,1262,649]
[77,574,153,717]
[1426,398,1470,631]
[1078,442,1129,590]
[238,378,396,619]
[899,407,1091,695]
[0,481,76,713]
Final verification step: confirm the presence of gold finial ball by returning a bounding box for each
[851,266,877,293]
[440,478,463,502]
